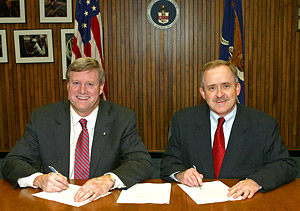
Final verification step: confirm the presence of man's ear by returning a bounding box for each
[99,84,104,95]
[236,83,241,96]
[199,87,206,100]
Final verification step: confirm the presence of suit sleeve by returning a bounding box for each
[110,112,154,188]
[160,114,188,181]
[1,110,40,185]
[247,118,297,192]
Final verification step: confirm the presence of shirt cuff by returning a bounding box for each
[105,173,126,189]
[17,172,43,188]
[170,171,181,182]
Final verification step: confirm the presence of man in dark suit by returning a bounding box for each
[161,60,297,200]
[2,57,153,202]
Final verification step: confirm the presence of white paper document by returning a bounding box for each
[117,183,171,204]
[32,184,111,207]
[179,181,242,204]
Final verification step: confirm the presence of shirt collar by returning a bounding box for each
[210,104,237,123]
[70,106,99,128]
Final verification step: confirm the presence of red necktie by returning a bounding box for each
[74,118,90,179]
[213,117,225,179]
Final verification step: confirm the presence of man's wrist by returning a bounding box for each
[18,172,43,188]
[33,174,44,188]
[104,172,126,189]
[102,174,115,189]
[108,174,116,186]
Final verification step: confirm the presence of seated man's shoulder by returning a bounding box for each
[174,104,207,118]
[33,101,69,116]
[239,104,276,124]
[169,105,209,128]
[25,101,69,129]
[102,100,135,116]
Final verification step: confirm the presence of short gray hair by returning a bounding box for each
[200,60,239,88]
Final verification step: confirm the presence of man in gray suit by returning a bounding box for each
[2,57,153,202]
[161,60,297,200]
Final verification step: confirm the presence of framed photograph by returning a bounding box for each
[0,0,26,23]
[60,29,73,80]
[39,0,72,23]
[0,30,8,63]
[13,29,54,63]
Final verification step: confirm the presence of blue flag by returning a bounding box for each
[219,0,245,104]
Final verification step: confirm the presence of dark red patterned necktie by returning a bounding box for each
[74,118,90,179]
[213,117,226,179]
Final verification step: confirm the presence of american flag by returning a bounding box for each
[72,0,107,100]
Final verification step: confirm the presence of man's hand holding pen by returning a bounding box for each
[175,166,203,188]
[33,172,69,192]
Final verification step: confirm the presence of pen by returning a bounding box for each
[48,165,59,174]
[48,166,69,188]
[193,165,202,189]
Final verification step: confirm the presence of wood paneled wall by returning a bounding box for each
[0,0,300,152]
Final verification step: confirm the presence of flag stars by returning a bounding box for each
[84,11,88,16]
[86,0,90,5]
[82,23,87,28]
[92,5,96,11]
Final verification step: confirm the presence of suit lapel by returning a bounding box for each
[89,100,111,177]
[220,104,249,178]
[194,105,215,178]
[53,102,71,177]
